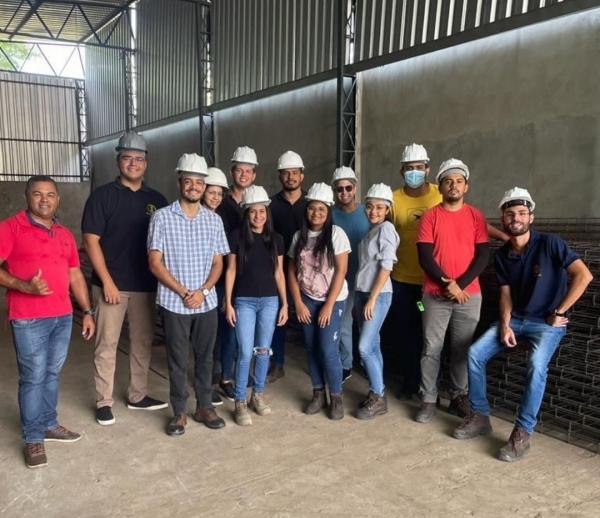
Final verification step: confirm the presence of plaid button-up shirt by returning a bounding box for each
[148,201,230,314]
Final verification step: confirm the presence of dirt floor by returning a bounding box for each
[0,317,599,518]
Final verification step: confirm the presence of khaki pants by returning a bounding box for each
[92,286,156,408]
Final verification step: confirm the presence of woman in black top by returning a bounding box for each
[224,186,288,426]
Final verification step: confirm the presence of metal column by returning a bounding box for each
[336,0,357,169]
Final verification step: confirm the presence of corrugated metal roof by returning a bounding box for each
[0,0,133,45]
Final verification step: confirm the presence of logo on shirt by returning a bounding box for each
[146,203,158,216]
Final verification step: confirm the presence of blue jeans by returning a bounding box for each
[301,295,345,395]
[215,285,237,382]
[271,294,292,367]
[339,288,355,370]
[11,314,73,443]
[233,296,279,401]
[468,317,566,433]
[355,291,392,396]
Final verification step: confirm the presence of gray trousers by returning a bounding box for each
[420,292,482,403]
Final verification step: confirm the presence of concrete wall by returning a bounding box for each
[359,9,600,217]
[214,80,338,195]
[88,80,338,202]
[0,181,90,243]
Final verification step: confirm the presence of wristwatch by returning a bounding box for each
[202,288,210,296]
[553,309,567,317]
[83,308,95,316]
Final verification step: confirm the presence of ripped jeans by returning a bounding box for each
[300,295,346,395]
[233,296,279,401]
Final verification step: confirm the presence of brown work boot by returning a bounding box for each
[250,391,272,416]
[498,426,531,462]
[357,392,388,420]
[453,412,493,439]
[415,402,436,423]
[193,407,226,429]
[329,393,344,420]
[305,388,326,415]
[234,400,252,426]
[44,425,82,443]
[267,364,285,383]
[24,442,48,469]
[448,394,471,418]
[166,414,187,436]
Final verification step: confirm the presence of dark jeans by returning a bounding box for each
[212,285,237,383]
[301,295,345,395]
[11,314,73,443]
[161,307,217,415]
[390,280,423,394]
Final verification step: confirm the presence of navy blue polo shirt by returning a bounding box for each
[81,178,168,292]
[494,229,579,320]
[269,190,307,254]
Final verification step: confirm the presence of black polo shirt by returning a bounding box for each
[81,178,168,292]
[217,192,244,235]
[269,190,307,254]
[495,229,580,320]
[229,228,284,298]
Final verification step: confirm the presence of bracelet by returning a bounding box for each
[553,309,567,317]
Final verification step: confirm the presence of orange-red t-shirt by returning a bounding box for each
[417,203,488,296]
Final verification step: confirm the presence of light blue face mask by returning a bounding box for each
[404,169,426,188]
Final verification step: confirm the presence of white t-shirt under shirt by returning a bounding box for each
[288,225,351,302]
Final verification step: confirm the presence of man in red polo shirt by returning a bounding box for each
[0,175,95,469]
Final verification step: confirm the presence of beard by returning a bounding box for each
[182,192,201,203]
[503,220,531,237]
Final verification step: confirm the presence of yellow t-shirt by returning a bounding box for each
[391,183,442,285]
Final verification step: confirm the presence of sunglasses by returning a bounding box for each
[336,185,354,193]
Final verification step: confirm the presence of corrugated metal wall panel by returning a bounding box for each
[213,0,337,103]
[0,71,80,181]
[352,0,570,65]
[85,12,130,139]
[136,0,203,126]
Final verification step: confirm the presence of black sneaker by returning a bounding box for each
[219,380,235,401]
[127,396,168,411]
[342,369,352,383]
[96,406,115,426]
[212,391,223,406]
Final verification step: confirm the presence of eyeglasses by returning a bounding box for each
[336,185,354,193]
[120,155,146,163]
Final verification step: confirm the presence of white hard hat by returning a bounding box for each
[498,186,536,212]
[231,146,258,166]
[175,153,208,176]
[205,167,228,188]
[401,143,429,163]
[365,183,393,205]
[241,185,271,208]
[116,131,147,153]
[305,182,335,206]
[331,166,357,184]
[436,158,470,183]
[277,150,304,170]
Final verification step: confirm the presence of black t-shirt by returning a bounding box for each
[217,192,244,234]
[81,179,168,292]
[269,191,307,253]
[229,228,284,298]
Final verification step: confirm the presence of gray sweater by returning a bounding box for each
[355,221,400,293]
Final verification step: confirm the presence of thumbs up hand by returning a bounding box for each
[28,269,53,295]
